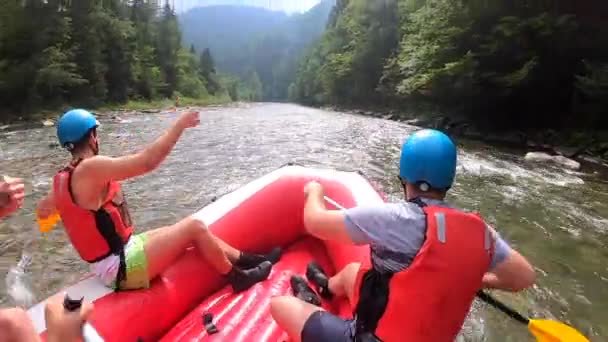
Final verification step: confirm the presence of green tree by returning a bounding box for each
[199,48,221,95]
[246,70,263,101]
[70,0,108,106]
[157,3,181,97]
[0,0,232,119]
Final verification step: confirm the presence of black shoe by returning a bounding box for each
[236,247,283,269]
[227,261,272,293]
[306,262,333,300]
[290,275,321,306]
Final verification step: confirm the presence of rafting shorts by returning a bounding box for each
[92,233,150,291]
[117,233,149,290]
[301,311,356,342]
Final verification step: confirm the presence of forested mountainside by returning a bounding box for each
[0,0,234,118]
[291,0,608,132]
[180,1,334,100]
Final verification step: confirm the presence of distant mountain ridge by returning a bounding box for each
[176,0,320,14]
[179,1,335,100]
[179,5,289,71]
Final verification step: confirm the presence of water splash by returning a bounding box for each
[5,252,36,308]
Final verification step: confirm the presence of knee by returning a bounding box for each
[270,296,288,318]
[341,262,361,281]
[181,217,208,235]
[344,262,361,273]
[270,296,299,323]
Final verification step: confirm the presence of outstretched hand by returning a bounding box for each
[176,110,200,129]
[304,181,324,199]
[0,175,25,219]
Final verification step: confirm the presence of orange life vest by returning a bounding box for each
[351,199,495,342]
[53,159,134,264]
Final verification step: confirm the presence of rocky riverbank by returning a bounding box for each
[328,106,608,174]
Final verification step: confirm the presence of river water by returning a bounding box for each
[0,103,606,341]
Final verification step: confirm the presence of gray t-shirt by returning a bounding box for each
[344,198,511,273]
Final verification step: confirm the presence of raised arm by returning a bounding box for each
[78,111,200,183]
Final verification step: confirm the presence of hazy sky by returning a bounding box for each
[173,0,322,14]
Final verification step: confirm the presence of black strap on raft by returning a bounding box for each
[203,312,219,334]
[353,198,428,341]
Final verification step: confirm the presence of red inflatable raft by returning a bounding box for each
[27,165,385,341]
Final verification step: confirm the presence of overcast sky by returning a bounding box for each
[173,0,322,14]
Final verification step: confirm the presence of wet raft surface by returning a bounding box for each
[161,238,347,341]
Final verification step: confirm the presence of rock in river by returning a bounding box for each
[524,152,581,170]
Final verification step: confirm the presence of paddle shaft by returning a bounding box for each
[323,196,345,210]
[477,290,529,325]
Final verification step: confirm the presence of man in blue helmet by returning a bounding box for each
[270,129,536,342]
[36,109,280,293]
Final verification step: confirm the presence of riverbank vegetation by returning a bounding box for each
[287,0,607,157]
[176,0,607,158]
[291,1,608,129]
[3,1,607,158]
[0,0,256,122]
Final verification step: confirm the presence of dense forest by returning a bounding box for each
[2,0,607,139]
[290,0,608,132]
[0,0,235,119]
[180,1,334,100]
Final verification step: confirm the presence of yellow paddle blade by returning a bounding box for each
[529,319,590,342]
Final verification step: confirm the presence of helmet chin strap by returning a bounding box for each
[91,140,99,155]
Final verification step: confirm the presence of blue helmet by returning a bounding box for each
[57,109,99,148]
[399,129,457,190]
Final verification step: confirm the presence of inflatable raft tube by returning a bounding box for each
[28,165,385,341]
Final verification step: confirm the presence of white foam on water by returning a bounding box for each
[458,152,585,187]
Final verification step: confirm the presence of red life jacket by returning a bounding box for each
[351,199,494,342]
[53,159,134,263]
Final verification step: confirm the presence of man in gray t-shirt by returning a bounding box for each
[344,198,511,275]
[270,129,536,342]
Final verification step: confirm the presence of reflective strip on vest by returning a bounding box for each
[435,212,447,243]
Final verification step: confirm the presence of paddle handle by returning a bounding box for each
[63,295,105,342]
[477,290,529,325]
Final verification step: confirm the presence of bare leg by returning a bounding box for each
[0,308,40,342]
[270,296,324,342]
[270,263,361,341]
[142,216,272,293]
[144,216,232,279]
[213,236,241,263]
[328,262,360,305]
[145,226,243,264]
